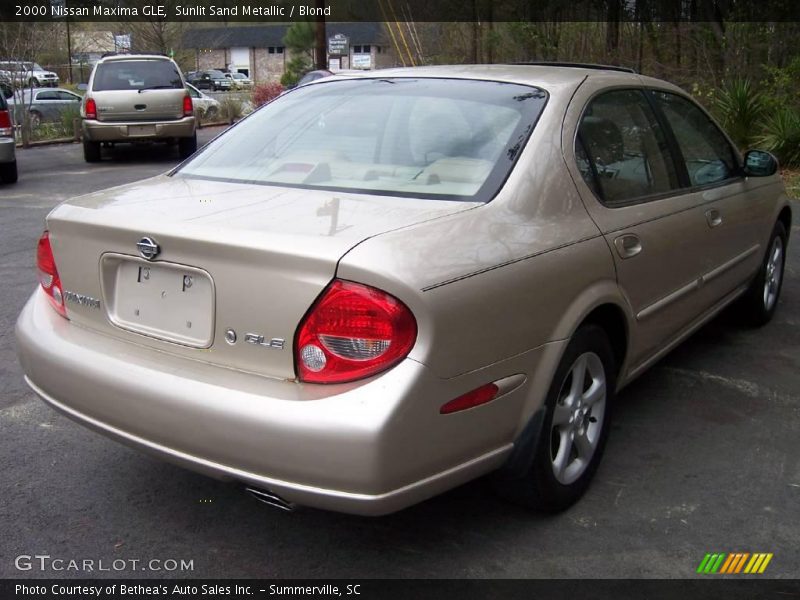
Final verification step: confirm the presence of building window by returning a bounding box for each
[352,45,371,53]
[268,46,284,54]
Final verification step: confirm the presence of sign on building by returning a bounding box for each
[328,34,349,56]
[352,54,372,69]
[114,34,131,52]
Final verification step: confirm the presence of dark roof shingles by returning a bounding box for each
[182,23,384,49]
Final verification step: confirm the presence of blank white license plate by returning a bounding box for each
[108,259,214,347]
[128,124,156,136]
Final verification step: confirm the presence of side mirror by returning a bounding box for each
[743,150,778,177]
[76,83,87,91]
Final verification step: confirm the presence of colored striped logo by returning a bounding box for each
[697,553,773,574]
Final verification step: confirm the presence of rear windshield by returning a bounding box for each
[93,60,183,91]
[207,70,225,78]
[178,78,547,202]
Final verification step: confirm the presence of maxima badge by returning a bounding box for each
[137,236,160,261]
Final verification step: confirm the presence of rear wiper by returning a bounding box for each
[138,85,175,93]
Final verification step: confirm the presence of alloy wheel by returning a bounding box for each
[763,236,784,312]
[550,352,607,485]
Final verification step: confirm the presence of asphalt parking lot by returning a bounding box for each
[0,134,798,580]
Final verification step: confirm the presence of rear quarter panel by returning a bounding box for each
[337,82,624,381]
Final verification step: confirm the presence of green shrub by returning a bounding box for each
[218,95,244,123]
[60,105,81,134]
[713,79,765,150]
[757,107,800,167]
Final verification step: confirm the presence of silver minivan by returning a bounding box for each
[81,54,196,162]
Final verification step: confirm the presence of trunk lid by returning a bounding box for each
[46,174,478,380]
[92,89,186,122]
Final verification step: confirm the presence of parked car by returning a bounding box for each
[225,72,253,90]
[292,69,366,89]
[0,93,16,183]
[16,65,791,516]
[189,70,232,92]
[0,60,59,87]
[186,82,220,119]
[0,75,12,99]
[295,69,333,87]
[79,54,196,163]
[7,87,82,127]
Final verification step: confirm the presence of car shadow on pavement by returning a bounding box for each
[96,142,187,164]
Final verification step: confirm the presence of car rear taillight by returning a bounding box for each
[37,231,67,318]
[295,280,417,384]
[183,94,193,117]
[85,98,97,119]
[0,109,12,136]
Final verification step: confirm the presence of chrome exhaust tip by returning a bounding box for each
[245,486,296,512]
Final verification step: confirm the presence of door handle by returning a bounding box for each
[613,233,642,259]
[705,208,723,228]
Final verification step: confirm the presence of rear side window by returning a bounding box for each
[578,89,680,206]
[652,91,739,187]
[92,60,183,92]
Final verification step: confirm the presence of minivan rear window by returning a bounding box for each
[93,60,183,92]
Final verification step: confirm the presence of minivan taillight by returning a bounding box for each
[37,231,67,318]
[183,94,193,117]
[85,98,97,120]
[295,280,417,384]
[0,109,12,137]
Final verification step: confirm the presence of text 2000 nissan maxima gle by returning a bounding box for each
[16,66,791,515]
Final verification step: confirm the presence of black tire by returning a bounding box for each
[30,78,39,87]
[0,160,18,184]
[83,139,101,163]
[738,222,788,326]
[178,133,197,159]
[495,325,616,512]
[205,106,218,120]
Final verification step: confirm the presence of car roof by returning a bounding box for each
[9,87,76,98]
[317,64,683,94]
[98,54,174,63]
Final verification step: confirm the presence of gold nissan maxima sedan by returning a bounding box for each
[16,65,791,515]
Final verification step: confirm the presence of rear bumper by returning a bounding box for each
[0,137,15,163]
[15,290,541,515]
[83,117,196,142]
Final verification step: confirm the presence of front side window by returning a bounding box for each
[578,89,680,205]
[652,91,739,187]
[178,78,547,202]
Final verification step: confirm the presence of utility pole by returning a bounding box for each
[315,0,327,70]
[66,18,72,84]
